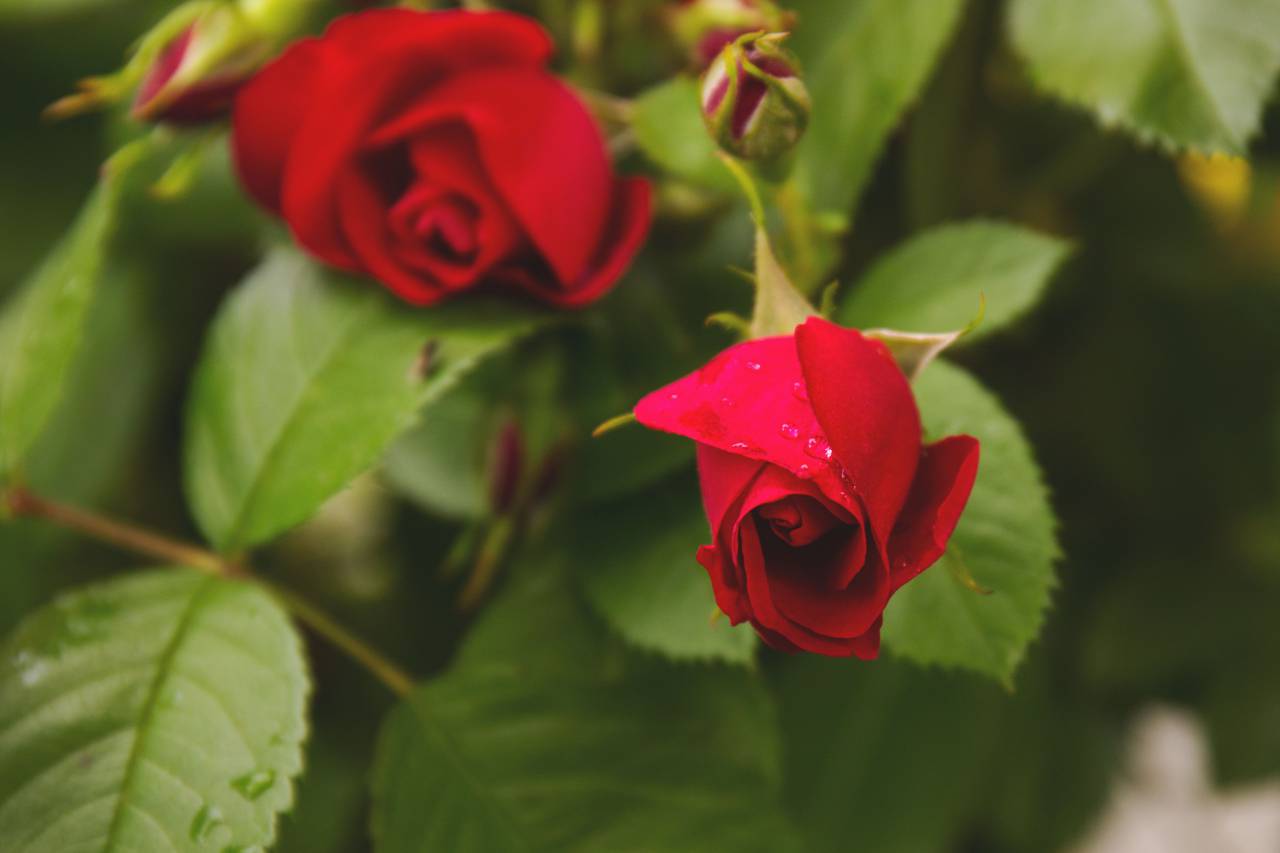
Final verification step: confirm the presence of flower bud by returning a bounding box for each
[701,32,809,162]
[48,0,315,126]
[668,0,793,68]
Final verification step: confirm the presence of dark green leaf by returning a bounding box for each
[371,557,797,852]
[0,175,125,481]
[573,474,757,665]
[0,569,309,851]
[1008,0,1280,153]
[883,362,1058,684]
[838,221,1072,340]
[184,248,543,552]
[791,0,966,218]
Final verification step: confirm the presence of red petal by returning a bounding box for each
[635,336,855,513]
[503,176,651,307]
[370,67,613,290]
[232,37,325,214]
[888,435,981,591]
[795,317,922,550]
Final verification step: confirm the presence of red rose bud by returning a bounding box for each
[232,9,651,307]
[634,317,980,658]
[668,0,793,67]
[701,32,809,162]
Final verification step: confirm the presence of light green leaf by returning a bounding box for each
[184,248,543,552]
[883,362,1058,684]
[573,474,757,665]
[631,77,734,191]
[371,559,798,853]
[0,175,126,481]
[791,0,965,218]
[1008,0,1280,153]
[838,221,1072,341]
[0,569,309,852]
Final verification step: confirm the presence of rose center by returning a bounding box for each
[389,189,480,264]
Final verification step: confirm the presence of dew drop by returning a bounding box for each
[669,392,680,401]
[719,396,735,408]
[792,381,808,401]
[745,360,762,372]
[778,423,799,440]
[796,464,813,480]
[804,435,833,462]
[730,441,750,450]
[231,769,276,801]
[190,803,226,843]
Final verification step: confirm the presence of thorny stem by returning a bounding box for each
[3,485,414,698]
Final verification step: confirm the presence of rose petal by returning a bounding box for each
[795,317,922,549]
[635,336,853,511]
[232,38,325,214]
[888,435,981,590]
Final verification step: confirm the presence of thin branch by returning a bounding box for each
[3,486,415,697]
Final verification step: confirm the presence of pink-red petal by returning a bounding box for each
[888,435,981,590]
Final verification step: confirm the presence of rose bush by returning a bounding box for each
[635,317,980,657]
[232,9,651,306]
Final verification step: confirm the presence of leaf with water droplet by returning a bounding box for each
[0,570,310,851]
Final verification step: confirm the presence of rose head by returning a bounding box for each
[232,9,651,307]
[634,318,980,658]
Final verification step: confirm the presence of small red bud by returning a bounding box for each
[701,32,809,162]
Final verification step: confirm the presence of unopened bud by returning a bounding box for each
[668,0,793,68]
[701,32,809,162]
[48,0,314,126]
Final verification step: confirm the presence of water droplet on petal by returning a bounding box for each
[669,392,680,401]
[796,464,813,480]
[792,381,808,401]
[804,435,832,462]
[730,441,750,450]
[745,360,762,372]
[720,396,735,408]
[778,423,799,440]
[231,769,276,801]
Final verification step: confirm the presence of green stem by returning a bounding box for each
[2,485,415,697]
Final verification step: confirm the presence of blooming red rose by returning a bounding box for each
[232,9,651,306]
[634,317,980,657]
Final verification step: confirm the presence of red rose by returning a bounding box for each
[232,9,651,306]
[634,318,980,658]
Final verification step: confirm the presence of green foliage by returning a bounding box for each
[838,221,1072,339]
[0,569,309,851]
[883,361,1058,684]
[184,248,543,552]
[1009,0,1280,153]
[572,473,757,665]
[0,175,124,482]
[371,559,798,852]
[631,77,734,191]
[790,0,966,218]
[773,655,1001,853]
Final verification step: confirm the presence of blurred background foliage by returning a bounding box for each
[3,0,1280,850]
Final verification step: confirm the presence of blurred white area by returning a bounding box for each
[1069,707,1280,853]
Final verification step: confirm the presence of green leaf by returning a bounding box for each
[883,362,1058,684]
[837,221,1072,341]
[631,77,734,191]
[1008,0,1280,153]
[371,558,798,852]
[184,248,543,552]
[0,175,126,481]
[791,0,965,218]
[772,655,1001,853]
[0,569,309,851]
[573,474,757,665]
